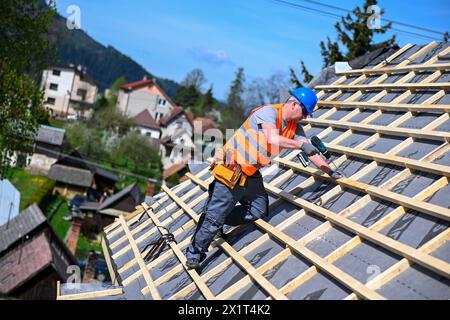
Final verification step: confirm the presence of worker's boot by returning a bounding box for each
[213,226,228,241]
[186,258,200,270]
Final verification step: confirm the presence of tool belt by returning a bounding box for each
[210,161,247,189]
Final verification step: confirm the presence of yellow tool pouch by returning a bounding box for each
[211,163,242,189]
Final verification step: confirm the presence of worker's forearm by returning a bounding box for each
[272,135,303,149]
[309,154,332,173]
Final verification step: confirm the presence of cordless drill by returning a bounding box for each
[297,136,336,168]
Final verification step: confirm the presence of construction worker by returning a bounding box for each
[185,87,343,269]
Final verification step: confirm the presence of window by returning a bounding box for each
[146,132,151,137]
[176,120,182,129]
[158,98,166,106]
[52,69,61,76]
[77,89,87,100]
[50,83,58,91]
[47,97,55,105]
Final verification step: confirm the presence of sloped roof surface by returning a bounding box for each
[48,164,93,187]
[98,183,143,211]
[0,233,52,294]
[0,204,46,253]
[60,42,450,300]
[36,125,66,146]
[133,110,160,130]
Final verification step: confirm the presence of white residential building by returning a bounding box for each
[41,64,98,118]
[117,77,176,121]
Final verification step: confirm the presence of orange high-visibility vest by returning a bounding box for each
[223,104,297,176]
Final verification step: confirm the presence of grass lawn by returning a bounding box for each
[48,118,68,129]
[45,195,72,240]
[76,233,103,260]
[7,168,54,211]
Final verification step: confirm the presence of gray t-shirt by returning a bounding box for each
[248,105,305,138]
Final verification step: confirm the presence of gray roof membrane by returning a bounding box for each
[425,184,450,208]
[287,272,352,300]
[335,91,357,101]
[263,252,312,289]
[435,119,450,132]
[380,210,449,249]
[435,93,450,104]
[348,109,376,123]
[410,42,450,65]
[363,135,405,153]
[431,241,450,263]
[399,112,441,129]
[320,128,347,143]
[435,72,450,83]
[305,125,328,138]
[401,90,439,104]
[327,108,354,121]
[382,73,408,83]
[378,90,404,103]
[409,71,434,83]
[337,131,373,148]
[348,199,397,228]
[312,106,333,118]
[358,164,404,187]
[356,90,382,102]
[360,75,379,84]
[387,45,424,65]
[377,264,450,300]
[369,111,404,126]
[341,76,359,85]
[306,226,355,258]
[395,139,443,160]
[281,212,326,241]
[321,91,338,100]
[389,172,439,197]
[333,241,402,284]
[432,149,450,166]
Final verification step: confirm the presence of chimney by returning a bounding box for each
[147,181,156,196]
[143,75,148,80]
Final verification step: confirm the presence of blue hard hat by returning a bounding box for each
[290,87,318,117]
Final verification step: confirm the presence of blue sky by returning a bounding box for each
[54,0,450,99]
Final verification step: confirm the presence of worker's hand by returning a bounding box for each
[213,149,224,163]
[329,169,345,179]
[223,149,237,170]
[299,140,320,157]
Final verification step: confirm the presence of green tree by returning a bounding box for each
[290,60,315,88]
[108,76,127,106]
[222,68,246,130]
[192,85,215,116]
[174,85,201,108]
[94,106,134,136]
[113,131,162,177]
[65,122,106,160]
[320,36,345,68]
[335,0,396,61]
[0,0,56,178]
[181,69,207,93]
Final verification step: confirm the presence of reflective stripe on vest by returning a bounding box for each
[223,104,297,176]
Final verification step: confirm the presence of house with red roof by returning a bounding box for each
[117,76,176,122]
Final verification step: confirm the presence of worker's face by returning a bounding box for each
[290,100,307,121]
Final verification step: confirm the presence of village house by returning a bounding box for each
[0,204,77,300]
[79,182,145,233]
[132,109,161,140]
[117,77,176,121]
[26,125,66,175]
[48,150,118,200]
[41,64,98,118]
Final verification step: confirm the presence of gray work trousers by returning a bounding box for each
[186,171,269,261]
